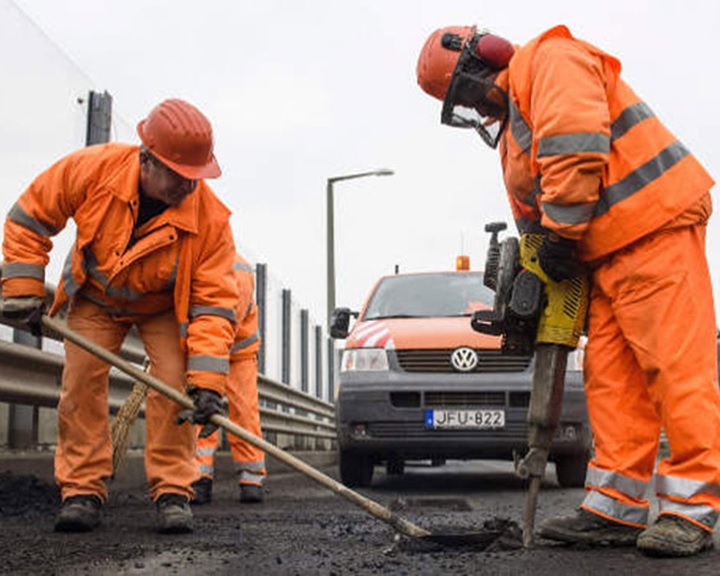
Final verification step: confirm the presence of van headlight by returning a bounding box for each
[341,349,389,372]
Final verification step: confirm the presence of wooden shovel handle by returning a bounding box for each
[42,314,431,539]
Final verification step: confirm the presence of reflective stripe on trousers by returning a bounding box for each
[583,224,720,530]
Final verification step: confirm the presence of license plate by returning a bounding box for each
[424,409,505,429]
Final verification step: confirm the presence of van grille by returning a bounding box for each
[368,420,527,439]
[395,349,531,373]
[425,391,505,407]
[424,391,530,408]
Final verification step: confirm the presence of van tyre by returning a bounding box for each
[339,450,374,487]
[555,452,590,488]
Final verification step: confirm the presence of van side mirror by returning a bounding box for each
[330,307,358,339]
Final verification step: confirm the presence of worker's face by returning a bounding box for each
[140,152,198,206]
[442,64,509,149]
[453,71,507,120]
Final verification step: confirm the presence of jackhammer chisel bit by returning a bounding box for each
[515,344,568,548]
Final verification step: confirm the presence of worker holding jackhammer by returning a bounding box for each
[0,98,238,535]
[416,24,720,557]
[191,252,266,505]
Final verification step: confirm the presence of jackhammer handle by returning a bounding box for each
[41,314,432,540]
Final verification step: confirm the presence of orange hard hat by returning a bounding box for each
[137,99,221,180]
[416,26,475,101]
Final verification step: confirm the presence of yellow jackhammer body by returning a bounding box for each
[472,224,589,548]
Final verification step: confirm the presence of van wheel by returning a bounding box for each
[386,459,405,476]
[555,452,590,488]
[339,450,374,487]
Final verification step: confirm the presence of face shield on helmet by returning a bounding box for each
[440,30,514,149]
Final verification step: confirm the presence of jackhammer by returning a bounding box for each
[471,222,589,547]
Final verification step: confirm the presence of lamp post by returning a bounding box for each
[326,168,394,330]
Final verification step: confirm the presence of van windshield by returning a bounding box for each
[363,273,494,320]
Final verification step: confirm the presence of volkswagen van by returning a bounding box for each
[330,268,591,488]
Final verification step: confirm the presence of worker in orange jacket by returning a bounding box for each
[191,253,266,504]
[417,25,720,557]
[0,99,238,535]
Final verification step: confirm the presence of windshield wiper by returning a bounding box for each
[364,314,418,320]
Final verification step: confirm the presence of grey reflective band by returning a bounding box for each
[509,100,532,154]
[7,203,59,237]
[611,102,655,141]
[84,248,144,301]
[189,305,236,323]
[198,463,214,475]
[234,261,254,273]
[239,472,265,485]
[164,249,180,290]
[516,179,540,209]
[104,283,145,301]
[537,132,610,157]
[596,141,689,217]
[1,262,45,281]
[655,473,720,499]
[658,500,718,530]
[585,466,648,499]
[234,459,266,473]
[179,322,188,338]
[231,332,259,353]
[197,446,216,457]
[583,490,649,526]
[542,200,597,225]
[62,249,80,297]
[187,354,230,374]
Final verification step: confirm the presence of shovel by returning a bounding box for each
[43,314,521,548]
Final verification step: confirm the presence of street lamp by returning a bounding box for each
[326,168,394,330]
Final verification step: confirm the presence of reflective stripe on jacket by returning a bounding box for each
[230,254,261,361]
[1,143,238,394]
[501,25,714,260]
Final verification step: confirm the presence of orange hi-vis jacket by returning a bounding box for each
[500,25,714,260]
[1,143,238,394]
[231,254,261,360]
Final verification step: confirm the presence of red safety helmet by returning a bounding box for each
[417,26,515,148]
[137,99,221,180]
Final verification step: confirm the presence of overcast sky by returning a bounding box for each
[7,0,720,326]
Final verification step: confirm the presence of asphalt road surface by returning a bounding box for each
[2,459,719,575]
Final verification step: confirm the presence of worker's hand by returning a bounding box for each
[0,296,45,336]
[536,233,579,282]
[175,387,223,436]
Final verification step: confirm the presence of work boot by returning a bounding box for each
[190,477,213,505]
[239,483,264,504]
[636,514,713,557]
[54,495,102,533]
[538,508,642,546]
[156,493,193,534]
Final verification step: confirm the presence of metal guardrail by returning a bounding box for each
[0,284,336,444]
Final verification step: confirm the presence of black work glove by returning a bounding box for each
[175,387,223,438]
[536,233,579,282]
[0,296,45,336]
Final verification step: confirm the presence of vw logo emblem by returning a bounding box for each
[451,347,478,372]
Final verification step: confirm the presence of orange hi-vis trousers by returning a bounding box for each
[582,224,720,531]
[195,356,266,486]
[55,297,196,502]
